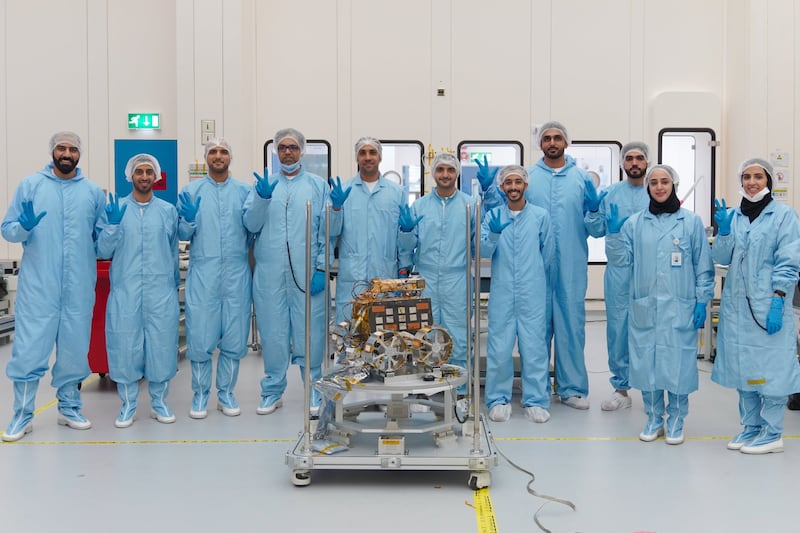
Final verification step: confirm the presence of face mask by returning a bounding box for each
[739,187,770,203]
[280,161,301,174]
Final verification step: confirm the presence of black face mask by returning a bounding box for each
[740,173,773,222]
[648,188,680,215]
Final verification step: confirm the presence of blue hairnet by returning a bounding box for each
[124,153,162,183]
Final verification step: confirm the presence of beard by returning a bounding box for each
[53,155,78,174]
[625,166,645,180]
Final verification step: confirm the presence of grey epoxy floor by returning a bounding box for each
[1,315,799,533]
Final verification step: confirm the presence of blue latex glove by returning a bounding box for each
[178,191,201,223]
[475,155,499,192]
[584,179,608,212]
[692,302,707,329]
[398,204,423,232]
[310,271,325,295]
[328,176,352,209]
[606,203,629,234]
[714,198,734,236]
[766,296,784,335]
[398,266,411,278]
[104,193,127,225]
[253,168,278,200]
[18,200,46,231]
[487,210,511,234]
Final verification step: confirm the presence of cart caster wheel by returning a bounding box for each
[468,471,490,490]
[292,470,311,486]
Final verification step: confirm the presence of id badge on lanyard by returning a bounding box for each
[671,238,682,268]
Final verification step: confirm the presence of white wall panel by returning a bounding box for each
[254,1,338,168]
[550,0,633,143]
[107,0,177,142]
[348,0,431,175]
[452,0,532,155]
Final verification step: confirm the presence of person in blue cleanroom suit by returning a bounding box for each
[332,136,410,324]
[177,138,252,420]
[711,158,800,455]
[606,164,714,445]
[482,121,605,410]
[585,142,651,412]
[1,131,105,442]
[98,154,180,428]
[244,128,343,416]
[480,165,554,423]
[398,152,477,393]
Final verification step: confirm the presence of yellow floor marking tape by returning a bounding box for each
[473,488,499,533]
[3,438,296,446]
[493,435,800,442]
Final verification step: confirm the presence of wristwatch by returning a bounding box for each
[775,290,786,298]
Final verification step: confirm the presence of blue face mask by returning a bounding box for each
[280,161,301,174]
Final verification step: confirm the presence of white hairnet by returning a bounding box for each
[432,152,460,176]
[204,137,232,160]
[49,131,82,153]
[738,157,773,180]
[274,128,306,155]
[354,136,382,158]
[645,164,679,187]
[124,153,162,183]
[536,121,570,146]
[497,164,529,185]
[620,141,649,168]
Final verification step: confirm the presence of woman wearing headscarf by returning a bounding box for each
[606,164,715,445]
[711,158,800,454]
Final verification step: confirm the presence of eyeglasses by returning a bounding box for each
[277,145,300,153]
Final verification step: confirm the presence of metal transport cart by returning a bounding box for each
[285,202,496,488]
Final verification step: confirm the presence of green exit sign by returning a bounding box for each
[127,113,160,129]
[469,151,491,163]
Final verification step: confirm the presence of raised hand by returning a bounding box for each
[178,191,201,223]
[18,200,46,231]
[398,204,423,232]
[105,193,127,225]
[253,168,278,200]
[487,210,511,234]
[328,176,351,209]
[713,198,735,236]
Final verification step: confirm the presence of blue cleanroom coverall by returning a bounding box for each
[332,175,410,324]
[585,180,649,392]
[480,202,553,409]
[606,207,714,436]
[243,169,340,405]
[2,163,105,414]
[486,155,597,399]
[98,196,180,399]
[400,188,476,373]
[178,175,252,409]
[711,201,800,442]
